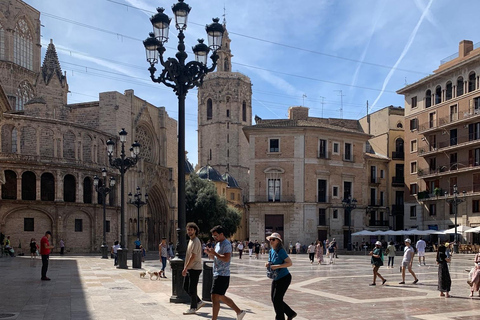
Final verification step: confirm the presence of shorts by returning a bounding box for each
[417,250,425,257]
[211,276,230,295]
[401,260,411,267]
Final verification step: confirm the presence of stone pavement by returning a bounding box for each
[2,251,480,320]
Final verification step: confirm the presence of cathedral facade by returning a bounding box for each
[0,0,178,253]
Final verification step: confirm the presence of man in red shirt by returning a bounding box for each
[40,231,54,281]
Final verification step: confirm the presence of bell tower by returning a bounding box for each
[197,23,252,197]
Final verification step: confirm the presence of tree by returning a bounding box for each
[185,173,241,237]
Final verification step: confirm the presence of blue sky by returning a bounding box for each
[24,0,480,166]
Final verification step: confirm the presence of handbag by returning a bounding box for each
[266,265,278,280]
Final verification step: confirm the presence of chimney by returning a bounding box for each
[288,106,309,120]
[459,40,474,58]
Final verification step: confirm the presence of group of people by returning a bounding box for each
[232,240,267,259]
[180,223,296,320]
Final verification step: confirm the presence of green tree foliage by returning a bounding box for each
[185,173,242,237]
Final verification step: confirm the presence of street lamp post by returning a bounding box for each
[107,128,140,269]
[444,185,466,254]
[93,168,116,259]
[342,196,357,251]
[143,0,224,303]
[128,186,148,240]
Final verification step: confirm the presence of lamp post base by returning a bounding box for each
[101,244,109,259]
[169,257,189,303]
[117,248,128,269]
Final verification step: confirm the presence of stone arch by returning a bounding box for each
[1,124,15,153]
[40,127,54,157]
[82,133,93,163]
[2,170,17,199]
[21,171,36,200]
[63,174,76,202]
[40,172,55,201]
[62,209,93,252]
[145,183,170,251]
[16,80,34,111]
[2,206,54,252]
[98,138,107,166]
[13,16,34,71]
[20,125,36,155]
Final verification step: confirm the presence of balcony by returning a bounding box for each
[418,107,480,134]
[391,176,405,187]
[250,193,296,203]
[391,151,404,160]
[370,177,380,185]
[418,161,480,179]
[369,220,389,227]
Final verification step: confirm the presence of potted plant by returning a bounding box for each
[434,187,442,198]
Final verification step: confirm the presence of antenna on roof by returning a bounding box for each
[302,94,307,107]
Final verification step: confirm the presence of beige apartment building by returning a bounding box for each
[398,40,480,243]
[243,106,371,248]
[359,106,406,232]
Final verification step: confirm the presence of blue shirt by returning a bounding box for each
[213,239,232,276]
[269,247,290,280]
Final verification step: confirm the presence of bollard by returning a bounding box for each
[132,249,142,269]
[202,261,214,302]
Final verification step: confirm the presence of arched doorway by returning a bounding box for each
[145,184,170,251]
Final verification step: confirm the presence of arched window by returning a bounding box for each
[457,76,464,96]
[64,174,76,202]
[22,171,36,200]
[16,81,34,111]
[96,179,104,205]
[2,170,17,199]
[83,177,92,204]
[395,138,404,154]
[396,122,403,128]
[0,23,5,60]
[207,99,213,120]
[41,172,55,201]
[12,128,17,153]
[1,125,17,153]
[63,131,76,160]
[224,58,229,72]
[446,81,452,101]
[435,86,442,104]
[469,72,476,92]
[242,101,247,122]
[425,90,432,108]
[14,19,33,70]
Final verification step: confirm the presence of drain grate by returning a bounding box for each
[0,314,17,319]
[110,286,131,290]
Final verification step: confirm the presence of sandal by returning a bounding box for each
[382,279,387,285]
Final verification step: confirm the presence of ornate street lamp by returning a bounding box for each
[107,128,140,269]
[128,186,148,239]
[93,168,116,259]
[342,196,357,251]
[444,185,466,254]
[144,0,224,303]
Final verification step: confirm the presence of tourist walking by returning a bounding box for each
[59,239,65,255]
[436,244,451,297]
[182,222,205,315]
[416,237,426,266]
[369,241,386,286]
[315,240,324,264]
[386,241,396,268]
[248,240,254,257]
[30,238,38,259]
[399,239,418,285]
[111,240,120,266]
[159,237,168,278]
[254,240,261,259]
[327,239,336,264]
[237,241,244,259]
[40,231,54,280]
[470,262,480,297]
[266,232,297,320]
[204,225,246,320]
[307,242,315,263]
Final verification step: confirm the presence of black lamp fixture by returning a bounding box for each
[106,128,140,269]
[342,196,357,251]
[93,168,116,259]
[128,186,148,240]
[143,0,224,303]
[444,185,466,254]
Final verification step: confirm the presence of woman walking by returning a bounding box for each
[386,241,396,268]
[436,244,451,297]
[315,240,324,264]
[159,237,168,278]
[30,238,38,259]
[265,233,297,320]
[369,241,386,286]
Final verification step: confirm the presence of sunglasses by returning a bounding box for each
[269,238,277,242]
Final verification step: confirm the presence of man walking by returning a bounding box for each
[248,240,254,258]
[182,222,205,315]
[205,225,246,320]
[399,238,418,285]
[40,231,54,280]
[416,237,426,266]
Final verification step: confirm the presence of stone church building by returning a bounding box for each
[0,0,178,253]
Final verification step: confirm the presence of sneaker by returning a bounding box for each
[369,283,376,286]
[237,310,246,320]
[287,312,298,320]
[196,300,206,311]
[413,279,419,284]
[41,277,51,281]
[183,308,196,315]
[399,281,405,284]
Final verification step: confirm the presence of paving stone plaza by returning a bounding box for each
[2,251,480,320]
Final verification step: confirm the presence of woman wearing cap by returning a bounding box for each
[436,244,451,297]
[369,241,386,286]
[265,233,297,320]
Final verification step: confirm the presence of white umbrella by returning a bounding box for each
[443,226,472,234]
[382,230,404,235]
[465,226,480,233]
[351,230,375,236]
[403,229,431,235]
